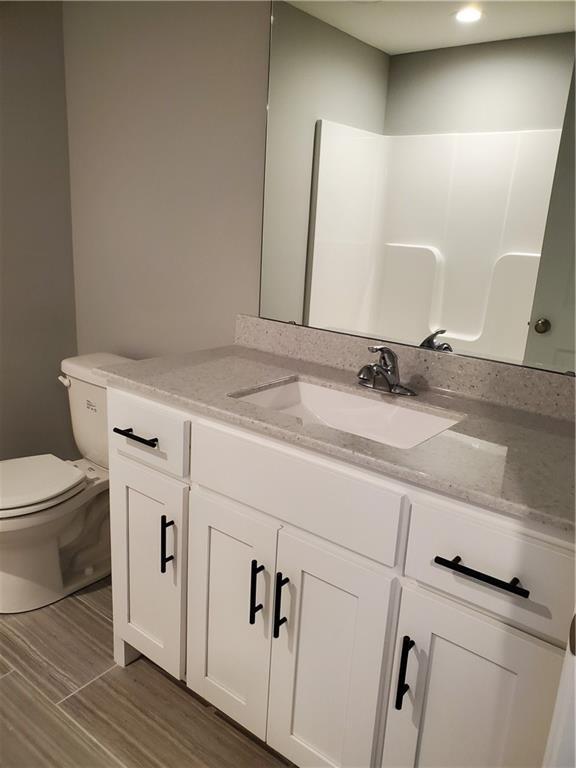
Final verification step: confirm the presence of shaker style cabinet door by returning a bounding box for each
[186,487,280,740]
[267,530,392,768]
[381,587,563,768]
[109,457,188,679]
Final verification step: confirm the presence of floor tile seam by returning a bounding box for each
[74,593,113,625]
[56,662,118,705]
[1,667,130,768]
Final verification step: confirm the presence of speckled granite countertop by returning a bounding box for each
[102,346,575,535]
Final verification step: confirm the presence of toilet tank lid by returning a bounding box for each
[61,353,131,387]
[0,455,86,511]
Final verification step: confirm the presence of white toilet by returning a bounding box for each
[0,353,130,613]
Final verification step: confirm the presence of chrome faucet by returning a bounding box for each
[419,329,453,352]
[357,346,416,396]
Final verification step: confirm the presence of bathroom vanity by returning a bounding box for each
[103,336,574,768]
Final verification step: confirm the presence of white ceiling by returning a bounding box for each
[288,1,575,54]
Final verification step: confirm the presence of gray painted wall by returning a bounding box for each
[0,2,78,460]
[63,1,270,358]
[385,33,574,134]
[261,1,389,323]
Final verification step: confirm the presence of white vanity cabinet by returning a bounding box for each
[266,529,392,768]
[405,500,575,645]
[381,587,563,768]
[106,389,573,768]
[187,483,393,764]
[108,391,191,679]
[186,487,280,739]
[187,422,398,768]
[109,457,189,679]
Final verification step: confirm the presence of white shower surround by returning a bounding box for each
[307,120,561,363]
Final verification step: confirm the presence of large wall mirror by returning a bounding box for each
[261,1,575,374]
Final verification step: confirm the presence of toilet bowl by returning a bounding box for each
[0,353,130,613]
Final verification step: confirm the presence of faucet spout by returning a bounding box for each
[357,364,376,388]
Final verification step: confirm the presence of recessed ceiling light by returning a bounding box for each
[456,6,483,23]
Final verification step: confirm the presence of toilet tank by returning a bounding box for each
[60,353,132,469]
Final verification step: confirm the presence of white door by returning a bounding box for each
[267,529,392,768]
[109,457,188,678]
[544,614,575,767]
[382,587,564,768]
[186,486,280,739]
[524,76,574,372]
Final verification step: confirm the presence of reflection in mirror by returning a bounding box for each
[261,1,575,373]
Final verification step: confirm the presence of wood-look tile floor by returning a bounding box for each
[0,578,289,768]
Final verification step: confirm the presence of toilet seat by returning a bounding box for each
[0,455,87,519]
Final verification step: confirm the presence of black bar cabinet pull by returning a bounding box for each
[160,515,175,574]
[273,572,290,638]
[394,635,415,711]
[433,555,530,599]
[249,560,265,625]
[113,427,159,449]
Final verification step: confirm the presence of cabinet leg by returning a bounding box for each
[114,635,140,667]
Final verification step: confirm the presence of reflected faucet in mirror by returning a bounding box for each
[357,346,416,396]
[420,330,453,353]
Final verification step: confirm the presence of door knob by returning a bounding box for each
[534,317,551,334]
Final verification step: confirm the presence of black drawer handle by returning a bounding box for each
[249,560,265,625]
[273,571,290,638]
[434,555,530,599]
[395,635,415,711]
[160,515,175,574]
[113,427,159,448]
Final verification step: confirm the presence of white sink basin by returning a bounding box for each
[235,380,462,449]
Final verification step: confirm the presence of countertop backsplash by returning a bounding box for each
[235,315,575,421]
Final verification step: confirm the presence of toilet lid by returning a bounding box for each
[0,455,86,512]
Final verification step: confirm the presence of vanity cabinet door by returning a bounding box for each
[186,486,280,740]
[381,587,563,768]
[267,529,392,768]
[110,457,188,679]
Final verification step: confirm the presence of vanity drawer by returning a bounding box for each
[405,501,575,643]
[191,420,404,566]
[108,390,190,478]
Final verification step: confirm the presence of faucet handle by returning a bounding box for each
[368,345,398,371]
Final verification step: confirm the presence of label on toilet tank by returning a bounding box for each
[86,399,98,414]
